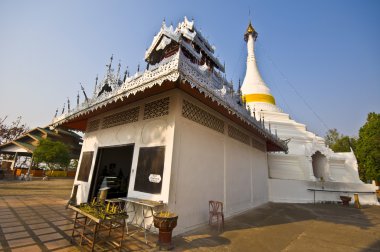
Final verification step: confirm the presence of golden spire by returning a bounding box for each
[244,21,258,41]
[247,22,254,34]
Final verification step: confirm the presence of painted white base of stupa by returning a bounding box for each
[253,109,379,205]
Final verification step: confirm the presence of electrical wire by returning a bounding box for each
[258,41,330,131]
[256,41,294,115]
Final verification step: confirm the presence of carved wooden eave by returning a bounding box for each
[52,51,287,152]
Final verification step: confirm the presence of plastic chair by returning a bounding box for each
[209,200,224,231]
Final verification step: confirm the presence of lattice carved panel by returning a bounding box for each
[143,97,170,120]
[228,125,250,145]
[87,119,100,132]
[102,107,139,129]
[182,100,224,133]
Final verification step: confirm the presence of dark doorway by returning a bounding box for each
[89,144,134,200]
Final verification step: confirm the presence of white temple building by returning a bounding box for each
[241,22,378,205]
[52,17,288,234]
[52,18,377,236]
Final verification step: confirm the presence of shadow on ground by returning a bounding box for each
[0,178,379,251]
[173,202,380,251]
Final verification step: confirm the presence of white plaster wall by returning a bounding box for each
[268,154,305,180]
[254,109,373,184]
[258,109,379,204]
[73,91,177,204]
[225,139,253,215]
[170,93,270,234]
[251,149,270,207]
[269,178,379,205]
[171,119,224,233]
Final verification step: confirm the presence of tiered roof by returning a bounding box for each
[52,17,287,152]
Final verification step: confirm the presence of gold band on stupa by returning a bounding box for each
[243,93,276,105]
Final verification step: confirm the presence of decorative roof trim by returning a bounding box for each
[52,50,287,152]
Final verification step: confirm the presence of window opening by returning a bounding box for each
[134,146,165,194]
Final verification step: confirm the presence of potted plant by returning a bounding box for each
[340,195,352,206]
[153,211,178,250]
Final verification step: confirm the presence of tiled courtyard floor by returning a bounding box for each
[0,178,379,251]
[0,178,156,251]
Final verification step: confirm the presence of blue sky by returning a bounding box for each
[0,0,379,137]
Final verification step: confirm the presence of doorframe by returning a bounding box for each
[88,143,135,201]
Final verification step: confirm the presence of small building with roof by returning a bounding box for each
[52,17,288,234]
[0,126,82,175]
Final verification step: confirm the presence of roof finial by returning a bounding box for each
[123,69,127,82]
[162,18,166,28]
[106,54,113,72]
[77,91,80,107]
[116,60,121,81]
[80,83,89,103]
[94,74,98,95]
[61,102,65,115]
[54,108,58,117]
[67,97,70,112]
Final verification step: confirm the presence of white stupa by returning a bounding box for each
[241,21,378,204]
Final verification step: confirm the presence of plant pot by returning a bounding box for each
[340,196,351,206]
[153,213,178,250]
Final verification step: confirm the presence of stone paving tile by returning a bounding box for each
[11,244,42,252]
[57,224,73,231]
[48,216,68,222]
[38,232,64,242]
[17,216,38,222]
[4,231,30,240]
[13,210,29,213]
[32,227,56,235]
[0,218,18,224]
[12,212,28,216]
[28,223,51,230]
[1,226,25,233]
[52,220,73,226]
[0,222,23,228]
[44,239,72,250]
[0,214,15,219]
[0,211,12,215]
[64,230,73,237]
[24,219,45,225]
[31,209,50,212]
[7,238,35,248]
[40,215,58,219]
[53,247,79,252]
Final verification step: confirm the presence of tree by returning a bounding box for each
[355,112,380,182]
[325,128,340,147]
[33,139,70,170]
[324,128,355,152]
[0,116,29,145]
